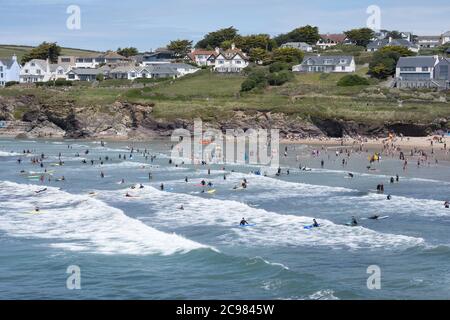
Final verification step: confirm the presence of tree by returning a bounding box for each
[167,39,193,58]
[378,46,416,57]
[21,42,61,64]
[195,27,238,49]
[368,46,414,79]
[233,34,276,53]
[386,30,403,39]
[344,28,375,47]
[271,47,304,64]
[274,25,320,46]
[249,48,269,63]
[117,47,139,57]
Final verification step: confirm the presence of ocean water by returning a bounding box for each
[1,138,450,300]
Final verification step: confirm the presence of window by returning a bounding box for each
[400,67,415,71]
[31,63,35,67]
[341,66,345,71]
[422,67,429,72]
[0,73,3,78]
[25,69,29,74]
[61,58,71,63]
[235,60,241,64]
[36,70,41,75]
[0,66,3,72]
[68,74,75,79]
[324,59,333,65]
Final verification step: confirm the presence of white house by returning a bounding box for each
[316,34,347,49]
[442,31,450,45]
[367,37,420,53]
[417,36,442,49]
[169,63,200,76]
[292,55,356,73]
[74,51,129,68]
[212,44,249,73]
[187,50,216,66]
[20,59,53,83]
[50,63,73,80]
[66,68,104,81]
[395,56,440,89]
[0,55,21,86]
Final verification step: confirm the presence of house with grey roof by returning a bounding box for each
[434,58,450,90]
[281,42,313,52]
[367,37,419,53]
[66,68,104,81]
[395,56,440,89]
[292,55,355,73]
[0,55,21,86]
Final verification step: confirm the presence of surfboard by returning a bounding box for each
[304,224,321,230]
[239,224,256,227]
[207,189,216,194]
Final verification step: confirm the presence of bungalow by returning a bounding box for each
[417,36,442,49]
[0,55,21,86]
[434,58,450,90]
[144,64,179,79]
[316,34,347,49]
[212,44,249,73]
[292,55,355,73]
[186,49,216,66]
[169,63,200,76]
[367,37,419,53]
[66,68,104,81]
[108,65,142,80]
[20,59,53,83]
[395,56,439,89]
[281,42,313,52]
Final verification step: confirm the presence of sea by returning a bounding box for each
[1,138,450,300]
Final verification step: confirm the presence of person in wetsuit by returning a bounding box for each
[240,218,249,226]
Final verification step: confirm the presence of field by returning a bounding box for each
[0,45,98,63]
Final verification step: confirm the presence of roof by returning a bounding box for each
[49,63,72,72]
[319,34,347,43]
[169,63,199,69]
[367,38,418,50]
[144,64,178,75]
[109,65,138,73]
[281,42,312,48]
[442,31,450,37]
[215,48,249,61]
[25,59,48,70]
[301,55,354,66]
[397,56,438,68]
[0,58,16,68]
[69,68,103,75]
[187,50,216,61]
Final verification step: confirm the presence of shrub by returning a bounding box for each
[54,79,72,87]
[267,70,294,86]
[337,75,370,86]
[269,61,290,73]
[5,81,19,87]
[241,78,257,92]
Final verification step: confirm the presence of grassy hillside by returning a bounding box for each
[1,66,449,126]
[0,45,98,63]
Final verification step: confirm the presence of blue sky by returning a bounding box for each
[0,0,449,52]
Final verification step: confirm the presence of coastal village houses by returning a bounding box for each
[280,42,313,52]
[316,34,348,49]
[367,37,420,52]
[212,44,249,73]
[395,56,450,90]
[0,55,21,86]
[292,55,356,73]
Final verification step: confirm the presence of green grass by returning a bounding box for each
[0,66,449,125]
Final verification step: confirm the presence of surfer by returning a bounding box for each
[387,195,392,200]
[240,218,249,226]
[445,201,449,209]
[160,183,164,191]
[348,173,354,178]
[179,205,184,210]
[139,184,144,189]
[313,219,319,228]
[350,216,358,226]
[368,214,380,220]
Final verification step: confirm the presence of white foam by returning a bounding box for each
[98,186,424,250]
[0,151,21,157]
[0,181,214,256]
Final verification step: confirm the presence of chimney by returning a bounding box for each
[12,54,17,62]
[388,37,392,43]
[231,43,236,50]
[215,47,220,55]
[46,58,50,73]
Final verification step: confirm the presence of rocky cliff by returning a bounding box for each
[0,95,448,139]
